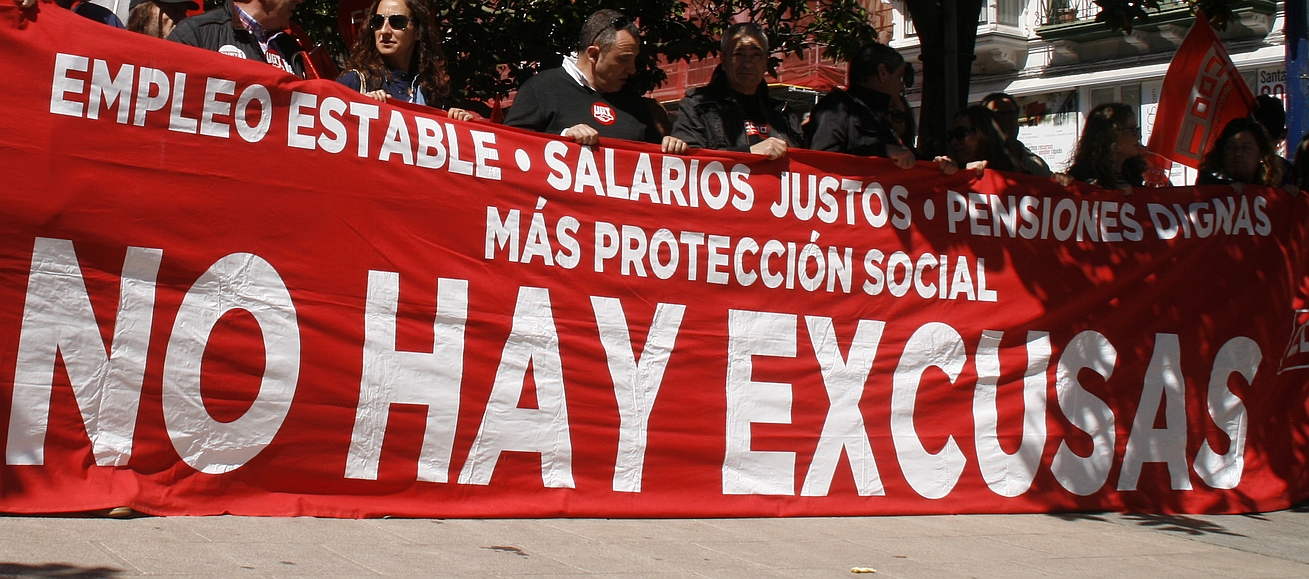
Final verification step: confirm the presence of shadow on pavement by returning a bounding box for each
[1120,513,1246,537]
[1051,512,1110,523]
[0,563,124,578]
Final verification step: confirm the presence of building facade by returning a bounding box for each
[891,0,1288,182]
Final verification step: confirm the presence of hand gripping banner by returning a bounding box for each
[2,4,1308,517]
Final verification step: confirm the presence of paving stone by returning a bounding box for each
[0,505,1304,577]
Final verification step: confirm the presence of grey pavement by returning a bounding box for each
[1,503,1307,578]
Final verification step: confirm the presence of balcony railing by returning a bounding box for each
[1035,0,1189,26]
[1036,0,1095,25]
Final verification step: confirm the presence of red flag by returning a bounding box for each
[1147,12,1256,168]
[289,22,340,80]
[337,0,373,48]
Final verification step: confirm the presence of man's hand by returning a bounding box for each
[887,144,916,169]
[661,135,688,155]
[564,124,600,146]
[750,137,788,160]
[364,90,389,103]
[446,108,474,122]
[964,160,988,176]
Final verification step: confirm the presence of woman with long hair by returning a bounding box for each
[889,92,919,158]
[1065,103,1146,191]
[1197,118,1283,191]
[935,105,1017,176]
[338,0,472,120]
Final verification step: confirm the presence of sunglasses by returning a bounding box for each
[370,13,410,31]
[947,125,974,141]
[588,15,632,47]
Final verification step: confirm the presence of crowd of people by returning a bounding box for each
[15,0,1309,192]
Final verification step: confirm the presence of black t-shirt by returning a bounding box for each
[734,91,771,147]
[504,67,661,144]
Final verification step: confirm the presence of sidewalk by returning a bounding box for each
[1,503,1307,578]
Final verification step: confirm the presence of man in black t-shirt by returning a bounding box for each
[505,10,687,154]
[671,23,802,160]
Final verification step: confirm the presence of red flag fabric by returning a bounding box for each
[337,0,372,49]
[3,4,1309,518]
[1148,13,1257,168]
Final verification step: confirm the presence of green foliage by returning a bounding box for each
[1093,0,1161,33]
[1094,0,1233,34]
[292,0,880,107]
[293,0,349,60]
[686,0,880,63]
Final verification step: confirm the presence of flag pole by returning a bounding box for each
[1288,0,1308,160]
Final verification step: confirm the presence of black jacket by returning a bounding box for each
[167,0,306,78]
[803,84,902,157]
[670,68,802,152]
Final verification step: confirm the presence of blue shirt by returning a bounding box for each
[337,69,429,107]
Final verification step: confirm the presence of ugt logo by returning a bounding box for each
[1279,309,1309,373]
[592,103,616,126]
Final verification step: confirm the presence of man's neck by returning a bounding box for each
[575,58,598,90]
[233,0,277,31]
[561,54,595,91]
[857,81,894,99]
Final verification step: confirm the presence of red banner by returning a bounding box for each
[1148,13,1257,168]
[3,4,1309,517]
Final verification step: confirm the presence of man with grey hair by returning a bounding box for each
[506,9,687,153]
[670,23,801,160]
[804,42,915,168]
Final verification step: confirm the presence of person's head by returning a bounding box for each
[369,0,418,71]
[1252,94,1287,144]
[721,22,768,95]
[981,92,1022,141]
[1201,118,1280,185]
[1070,102,1145,188]
[126,0,195,38]
[344,0,449,102]
[948,105,1014,171]
[577,9,640,93]
[235,0,302,30]
[849,42,907,97]
[889,93,915,149]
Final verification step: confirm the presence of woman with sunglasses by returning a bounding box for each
[338,0,472,121]
[934,106,1016,176]
[1062,103,1147,192]
[1196,118,1283,192]
[888,93,920,158]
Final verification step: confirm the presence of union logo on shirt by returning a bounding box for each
[592,103,616,126]
[743,120,768,137]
